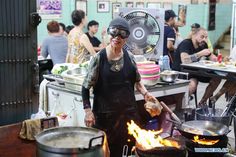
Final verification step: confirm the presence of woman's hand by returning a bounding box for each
[144,92,156,103]
[84,108,95,127]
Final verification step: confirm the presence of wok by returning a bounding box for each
[135,137,186,157]
[172,120,230,140]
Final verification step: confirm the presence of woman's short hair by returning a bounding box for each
[59,22,66,31]
[65,25,74,34]
[47,21,59,33]
[71,10,85,26]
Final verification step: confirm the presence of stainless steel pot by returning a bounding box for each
[160,70,179,83]
[36,126,109,157]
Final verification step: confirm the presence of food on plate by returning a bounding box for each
[224,61,236,67]
[203,60,214,64]
[202,61,227,68]
[52,65,68,75]
[199,60,214,65]
[211,62,226,68]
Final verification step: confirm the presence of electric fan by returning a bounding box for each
[118,8,164,60]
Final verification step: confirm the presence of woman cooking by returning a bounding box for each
[81,17,159,157]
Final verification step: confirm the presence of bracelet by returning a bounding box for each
[190,54,198,62]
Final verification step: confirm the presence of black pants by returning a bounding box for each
[93,110,140,157]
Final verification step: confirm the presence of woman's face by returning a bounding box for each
[109,34,127,49]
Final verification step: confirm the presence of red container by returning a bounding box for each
[37,46,41,56]
[217,51,222,63]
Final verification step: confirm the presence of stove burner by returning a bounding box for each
[135,137,186,157]
[185,135,229,157]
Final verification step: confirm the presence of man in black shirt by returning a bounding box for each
[172,27,220,106]
[86,20,106,52]
[163,10,177,65]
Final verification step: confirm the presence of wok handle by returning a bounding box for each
[88,135,105,149]
[160,101,181,123]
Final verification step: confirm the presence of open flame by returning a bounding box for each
[192,136,219,145]
[127,120,180,150]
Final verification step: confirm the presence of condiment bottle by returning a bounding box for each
[159,55,164,72]
[217,49,222,63]
[163,55,171,71]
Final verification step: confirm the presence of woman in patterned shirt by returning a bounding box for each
[66,10,96,64]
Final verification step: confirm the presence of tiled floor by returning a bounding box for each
[189,80,235,153]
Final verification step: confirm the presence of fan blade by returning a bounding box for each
[149,31,160,35]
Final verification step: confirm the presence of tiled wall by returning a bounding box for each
[37,0,232,47]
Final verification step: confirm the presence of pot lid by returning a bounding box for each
[36,126,105,149]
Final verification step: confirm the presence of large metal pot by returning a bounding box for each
[195,108,232,127]
[35,126,109,157]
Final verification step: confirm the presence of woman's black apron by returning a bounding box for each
[93,49,140,157]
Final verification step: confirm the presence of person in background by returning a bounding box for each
[163,10,177,66]
[86,20,107,52]
[210,79,236,104]
[82,17,159,157]
[65,25,74,35]
[191,23,214,53]
[59,22,66,36]
[210,46,236,103]
[66,10,96,64]
[41,20,68,65]
[173,26,183,49]
[172,27,220,106]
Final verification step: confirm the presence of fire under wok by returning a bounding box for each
[173,120,230,140]
[135,138,186,157]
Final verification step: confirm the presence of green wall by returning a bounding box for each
[37,0,74,44]
[208,4,232,45]
[37,1,232,47]
[176,4,232,45]
[176,4,208,39]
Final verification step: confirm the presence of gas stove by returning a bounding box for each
[185,135,229,157]
[133,135,233,157]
